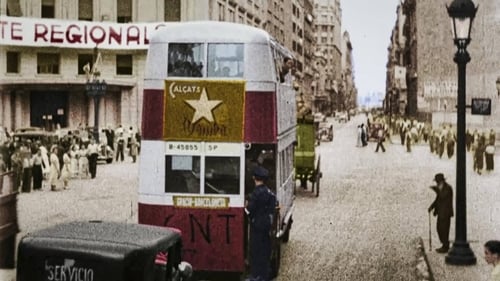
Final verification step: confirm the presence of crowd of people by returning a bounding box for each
[356,112,496,174]
[0,125,141,193]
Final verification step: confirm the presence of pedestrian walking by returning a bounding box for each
[474,138,485,175]
[245,166,276,281]
[49,146,60,191]
[61,150,71,189]
[484,240,500,281]
[87,138,99,179]
[361,123,367,146]
[116,133,125,162]
[356,125,362,147]
[129,134,139,163]
[485,140,495,172]
[427,173,453,253]
[32,148,43,191]
[374,127,386,153]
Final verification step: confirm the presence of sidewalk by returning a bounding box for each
[424,241,490,281]
[0,268,15,281]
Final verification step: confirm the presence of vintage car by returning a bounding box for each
[317,121,334,142]
[12,128,59,147]
[17,221,193,281]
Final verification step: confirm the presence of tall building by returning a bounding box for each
[389,0,499,131]
[313,0,342,114]
[386,2,407,117]
[340,31,357,112]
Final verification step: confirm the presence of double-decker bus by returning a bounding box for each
[138,21,296,279]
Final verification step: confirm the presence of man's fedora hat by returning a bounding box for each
[434,173,445,182]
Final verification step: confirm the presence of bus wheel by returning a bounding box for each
[270,239,281,279]
[282,217,292,243]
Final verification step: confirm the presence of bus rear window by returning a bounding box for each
[207,43,244,78]
[165,155,201,193]
[205,156,240,194]
[167,43,204,77]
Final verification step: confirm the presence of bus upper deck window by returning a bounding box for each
[168,43,204,77]
[207,43,244,78]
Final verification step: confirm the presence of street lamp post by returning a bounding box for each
[445,0,477,266]
[85,47,107,143]
[496,76,500,97]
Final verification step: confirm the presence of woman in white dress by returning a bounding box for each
[60,150,71,189]
[69,144,79,178]
[48,146,60,191]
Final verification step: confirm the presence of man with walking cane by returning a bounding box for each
[428,173,454,253]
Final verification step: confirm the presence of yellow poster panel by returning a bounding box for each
[164,80,245,142]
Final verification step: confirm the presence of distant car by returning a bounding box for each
[313,112,326,123]
[317,122,334,142]
[336,112,348,123]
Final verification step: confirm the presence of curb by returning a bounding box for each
[417,237,435,281]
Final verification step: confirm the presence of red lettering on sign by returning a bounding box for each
[34,24,49,42]
[89,25,105,44]
[126,25,140,45]
[50,24,64,43]
[66,24,82,43]
[11,22,22,40]
[108,26,122,45]
[0,21,7,39]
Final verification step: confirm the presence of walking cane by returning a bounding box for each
[428,211,432,250]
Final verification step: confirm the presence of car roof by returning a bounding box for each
[19,221,182,258]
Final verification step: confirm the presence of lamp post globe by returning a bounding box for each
[445,0,478,266]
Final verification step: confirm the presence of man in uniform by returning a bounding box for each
[428,173,454,253]
[245,166,276,281]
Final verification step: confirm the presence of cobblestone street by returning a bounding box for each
[2,114,499,281]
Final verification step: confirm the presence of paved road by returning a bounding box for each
[277,114,498,281]
[3,114,498,281]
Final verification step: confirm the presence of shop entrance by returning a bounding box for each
[30,91,68,130]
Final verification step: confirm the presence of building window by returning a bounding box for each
[164,0,180,21]
[6,52,20,73]
[7,0,22,16]
[116,55,133,75]
[228,8,235,22]
[37,53,60,74]
[78,0,93,21]
[78,54,94,75]
[41,0,55,18]
[218,3,225,21]
[117,0,132,23]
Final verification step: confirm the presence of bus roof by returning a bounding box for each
[151,21,271,44]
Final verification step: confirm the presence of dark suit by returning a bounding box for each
[429,182,454,248]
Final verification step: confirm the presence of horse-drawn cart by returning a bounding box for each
[294,116,322,197]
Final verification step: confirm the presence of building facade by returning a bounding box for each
[388,0,500,130]
[1,0,354,132]
[313,0,342,115]
[340,31,357,113]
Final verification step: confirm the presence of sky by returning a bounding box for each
[340,0,401,99]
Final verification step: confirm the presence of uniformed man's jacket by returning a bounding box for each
[247,184,276,231]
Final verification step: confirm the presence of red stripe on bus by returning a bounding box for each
[244,91,276,142]
[138,203,245,272]
[141,89,164,140]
